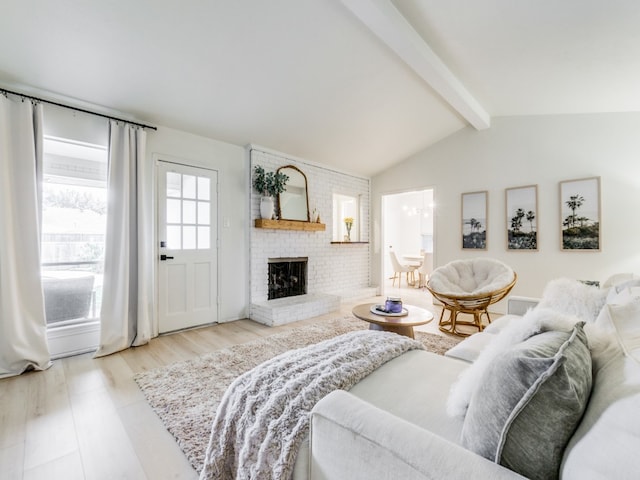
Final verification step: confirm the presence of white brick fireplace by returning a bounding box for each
[249,146,376,326]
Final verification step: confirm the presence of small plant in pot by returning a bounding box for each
[253,165,289,219]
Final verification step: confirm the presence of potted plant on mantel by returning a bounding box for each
[252,165,289,219]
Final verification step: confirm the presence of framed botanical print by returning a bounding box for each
[559,176,601,251]
[461,191,487,250]
[506,185,538,251]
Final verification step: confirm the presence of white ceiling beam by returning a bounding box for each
[340,0,490,130]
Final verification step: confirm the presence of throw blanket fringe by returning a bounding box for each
[199,330,424,480]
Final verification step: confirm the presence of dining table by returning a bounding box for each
[402,254,424,265]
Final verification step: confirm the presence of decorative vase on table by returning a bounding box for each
[260,196,275,220]
[344,217,353,242]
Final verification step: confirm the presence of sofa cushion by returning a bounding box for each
[606,295,640,362]
[561,314,640,478]
[445,331,496,363]
[460,323,592,480]
[445,315,526,364]
[348,349,467,444]
[482,314,520,334]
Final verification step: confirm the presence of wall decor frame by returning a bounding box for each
[505,184,538,251]
[559,176,601,251]
[461,190,488,250]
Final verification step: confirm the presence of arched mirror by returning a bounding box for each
[277,165,310,222]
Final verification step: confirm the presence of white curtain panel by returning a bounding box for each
[0,96,51,378]
[95,121,153,357]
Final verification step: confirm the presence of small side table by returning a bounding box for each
[352,303,434,339]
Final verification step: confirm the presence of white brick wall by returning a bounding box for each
[249,147,373,311]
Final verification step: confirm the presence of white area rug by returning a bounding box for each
[134,316,460,472]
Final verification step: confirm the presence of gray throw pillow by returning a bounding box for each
[460,322,592,480]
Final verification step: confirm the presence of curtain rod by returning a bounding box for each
[1,87,157,131]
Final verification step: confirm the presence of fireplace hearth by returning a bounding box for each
[268,257,307,300]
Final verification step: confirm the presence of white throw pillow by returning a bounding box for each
[602,273,640,290]
[537,278,607,323]
[605,279,640,303]
[596,286,640,331]
[607,297,640,363]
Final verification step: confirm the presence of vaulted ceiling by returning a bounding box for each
[1,1,639,176]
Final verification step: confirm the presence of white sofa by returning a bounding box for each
[309,278,640,479]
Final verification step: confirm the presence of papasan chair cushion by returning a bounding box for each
[428,258,515,297]
[427,258,516,336]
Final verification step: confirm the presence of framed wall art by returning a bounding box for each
[461,191,487,250]
[505,184,538,251]
[559,176,601,251]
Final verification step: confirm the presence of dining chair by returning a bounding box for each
[389,251,417,288]
[416,252,433,288]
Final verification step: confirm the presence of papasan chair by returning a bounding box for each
[426,258,516,336]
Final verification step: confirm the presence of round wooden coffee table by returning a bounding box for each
[352,303,434,339]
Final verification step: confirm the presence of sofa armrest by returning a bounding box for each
[309,390,525,480]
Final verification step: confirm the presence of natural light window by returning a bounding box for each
[41,136,107,326]
[165,172,211,250]
[333,193,359,242]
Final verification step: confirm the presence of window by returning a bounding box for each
[165,171,211,250]
[333,193,359,242]
[41,136,107,327]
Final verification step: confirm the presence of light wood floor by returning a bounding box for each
[0,289,444,480]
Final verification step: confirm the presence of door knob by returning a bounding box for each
[160,254,174,261]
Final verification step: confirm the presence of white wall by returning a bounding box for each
[372,113,640,304]
[147,126,248,323]
[43,104,109,146]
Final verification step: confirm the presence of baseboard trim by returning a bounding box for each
[47,320,100,359]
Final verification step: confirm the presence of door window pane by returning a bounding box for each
[197,201,210,225]
[183,200,196,224]
[183,226,196,249]
[198,176,210,200]
[183,175,196,199]
[166,172,181,198]
[167,226,181,249]
[167,199,181,223]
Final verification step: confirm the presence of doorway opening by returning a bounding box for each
[381,189,434,302]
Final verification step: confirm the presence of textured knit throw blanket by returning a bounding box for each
[199,330,424,480]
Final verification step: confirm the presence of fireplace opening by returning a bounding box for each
[268,257,307,300]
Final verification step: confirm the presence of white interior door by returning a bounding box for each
[157,160,218,333]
